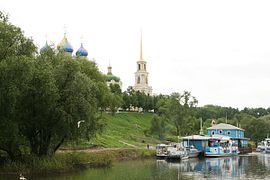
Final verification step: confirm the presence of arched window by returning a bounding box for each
[212,131,215,135]
[138,64,140,70]
[137,76,140,84]
[227,131,231,135]
[141,74,145,84]
[219,130,223,134]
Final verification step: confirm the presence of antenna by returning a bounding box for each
[199,117,204,135]
[80,35,84,44]
[64,24,67,34]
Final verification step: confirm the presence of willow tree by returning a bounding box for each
[0,11,36,159]
[0,11,112,157]
[18,51,110,156]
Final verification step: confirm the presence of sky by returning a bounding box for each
[2,0,270,109]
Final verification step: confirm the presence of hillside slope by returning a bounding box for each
[91,112,161,148]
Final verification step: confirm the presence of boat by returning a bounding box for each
[156,144,169,158]
[264,138,270,153]
[186,145,201,158]
[166,143,189,161]
[256,140,266,152]
[204,135,240,157]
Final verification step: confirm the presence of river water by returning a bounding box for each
[2,152,270,180]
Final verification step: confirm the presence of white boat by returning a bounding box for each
[186,145,201,158]
[256,141,266,152]
[166,143,189,160]
[156,144,170,158]
[204,135,240,157]
[264,138,270,153]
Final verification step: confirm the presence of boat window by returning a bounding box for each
[212,131,215,135]
[227,131,231,135]
[219,130,222,134]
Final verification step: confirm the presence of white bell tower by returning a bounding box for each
[133,32,152,95]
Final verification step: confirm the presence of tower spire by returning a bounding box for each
[140,30,143,61]
[108,61,112,74]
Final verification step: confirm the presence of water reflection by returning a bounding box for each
[2,153,270,179]
[157,153,270,179]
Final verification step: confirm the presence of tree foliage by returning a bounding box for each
[149,115,166,139]
[152,91,198,136]
[0,12,111,158]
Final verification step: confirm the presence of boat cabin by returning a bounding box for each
[207,123,249,150]
[182,135,208,152]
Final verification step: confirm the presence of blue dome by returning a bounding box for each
[76,43,88,57]
[63,41,73,53]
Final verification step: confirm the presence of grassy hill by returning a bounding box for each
[90,112,160,148]
[64,112,176,149]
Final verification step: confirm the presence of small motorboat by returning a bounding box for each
[166,143,189,161]
[256,141,266,152]
[186,145,201,158]
[156,144,170,159]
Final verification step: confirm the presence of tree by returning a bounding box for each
[0,12,36,61]
[0,57,34,159]
[19,52,109,156]
[0,12,36,159]
[149,115,166,139]
[155,91,198,136]
[108,84,123,115]
[245,118,270,142]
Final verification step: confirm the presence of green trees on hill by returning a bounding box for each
[149,91,198,138]
[0,12,111,158]
[121,87,155,111]
[194,105,270,142]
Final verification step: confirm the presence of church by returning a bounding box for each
[133,33,152,95]
[40,32,152,94]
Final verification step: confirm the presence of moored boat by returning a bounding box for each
[256,140,266,152]
[156,144,170,159]
[204,135,240,157]
[187,145,201,158]
[264,138,270,153]
[166,143,189,161]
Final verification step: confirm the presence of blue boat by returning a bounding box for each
[204,135,240,157]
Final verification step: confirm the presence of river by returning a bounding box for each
[2,152,270,179]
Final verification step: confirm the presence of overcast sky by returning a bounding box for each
[2,0,270,109]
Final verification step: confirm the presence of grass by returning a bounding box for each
[0,112,160,174]
[0,153,111,174]
[65,112,164,149]
[0,149,155,174]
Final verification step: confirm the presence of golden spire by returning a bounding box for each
[140,30,143,61]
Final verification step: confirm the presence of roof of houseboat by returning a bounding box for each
[182,135,209,140]
[207,123,244,131]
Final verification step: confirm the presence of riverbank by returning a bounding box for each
[0,148,156,175]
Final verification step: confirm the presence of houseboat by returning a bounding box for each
[182,135,208,156]
[207,123,251,154]
[182,123,251,156]
[204,134,240,157]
